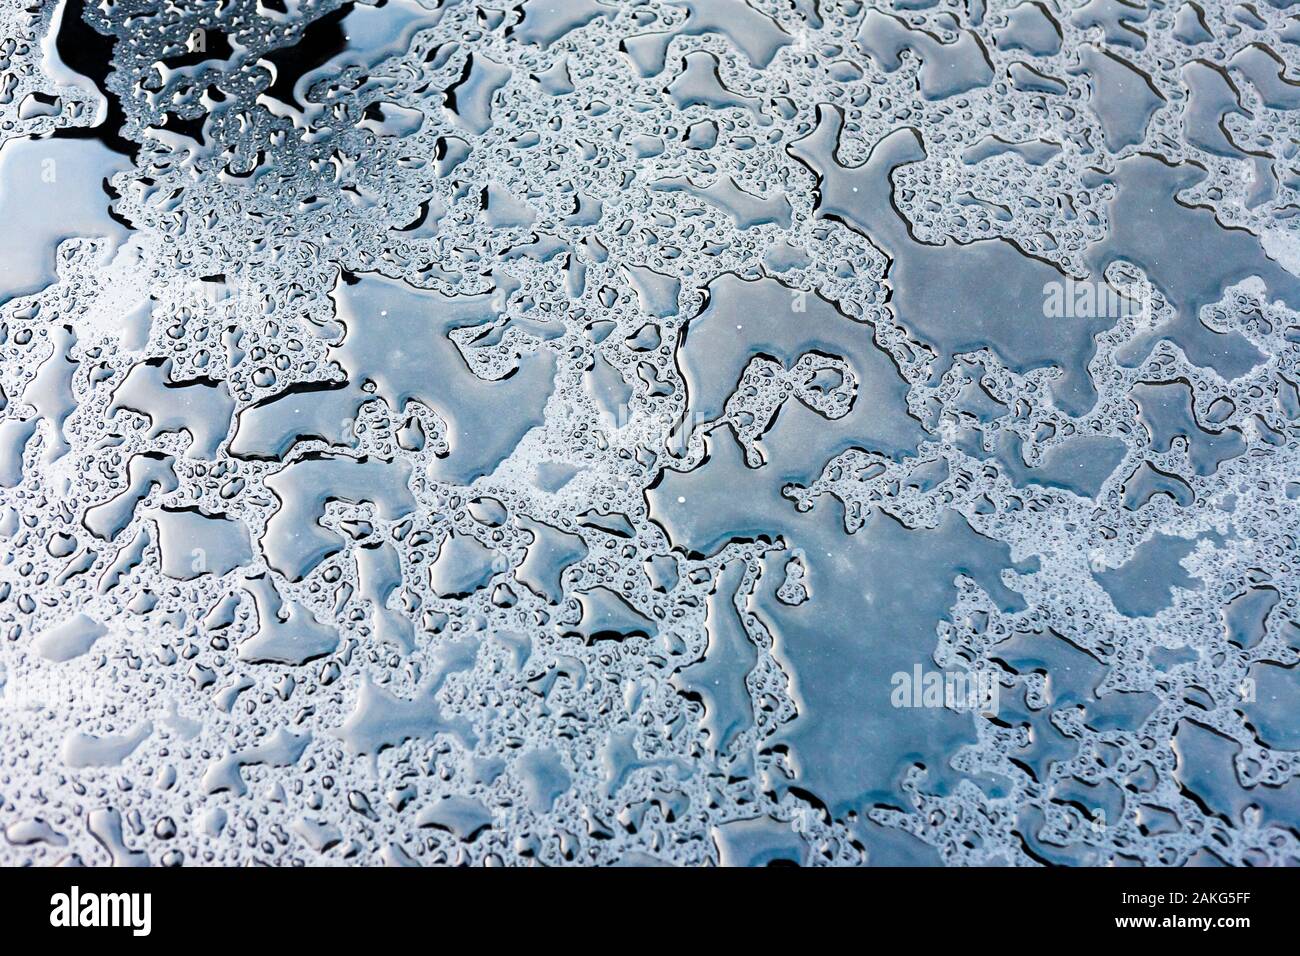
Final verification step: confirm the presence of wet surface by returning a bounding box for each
[0,0,1298,866]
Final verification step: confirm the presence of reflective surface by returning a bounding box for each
[0,0,1298,866]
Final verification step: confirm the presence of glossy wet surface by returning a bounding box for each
[0,0,1298,866]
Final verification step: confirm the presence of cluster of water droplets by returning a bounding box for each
[0,0,1298,865]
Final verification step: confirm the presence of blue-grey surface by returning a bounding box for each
[0,0,1298,866]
